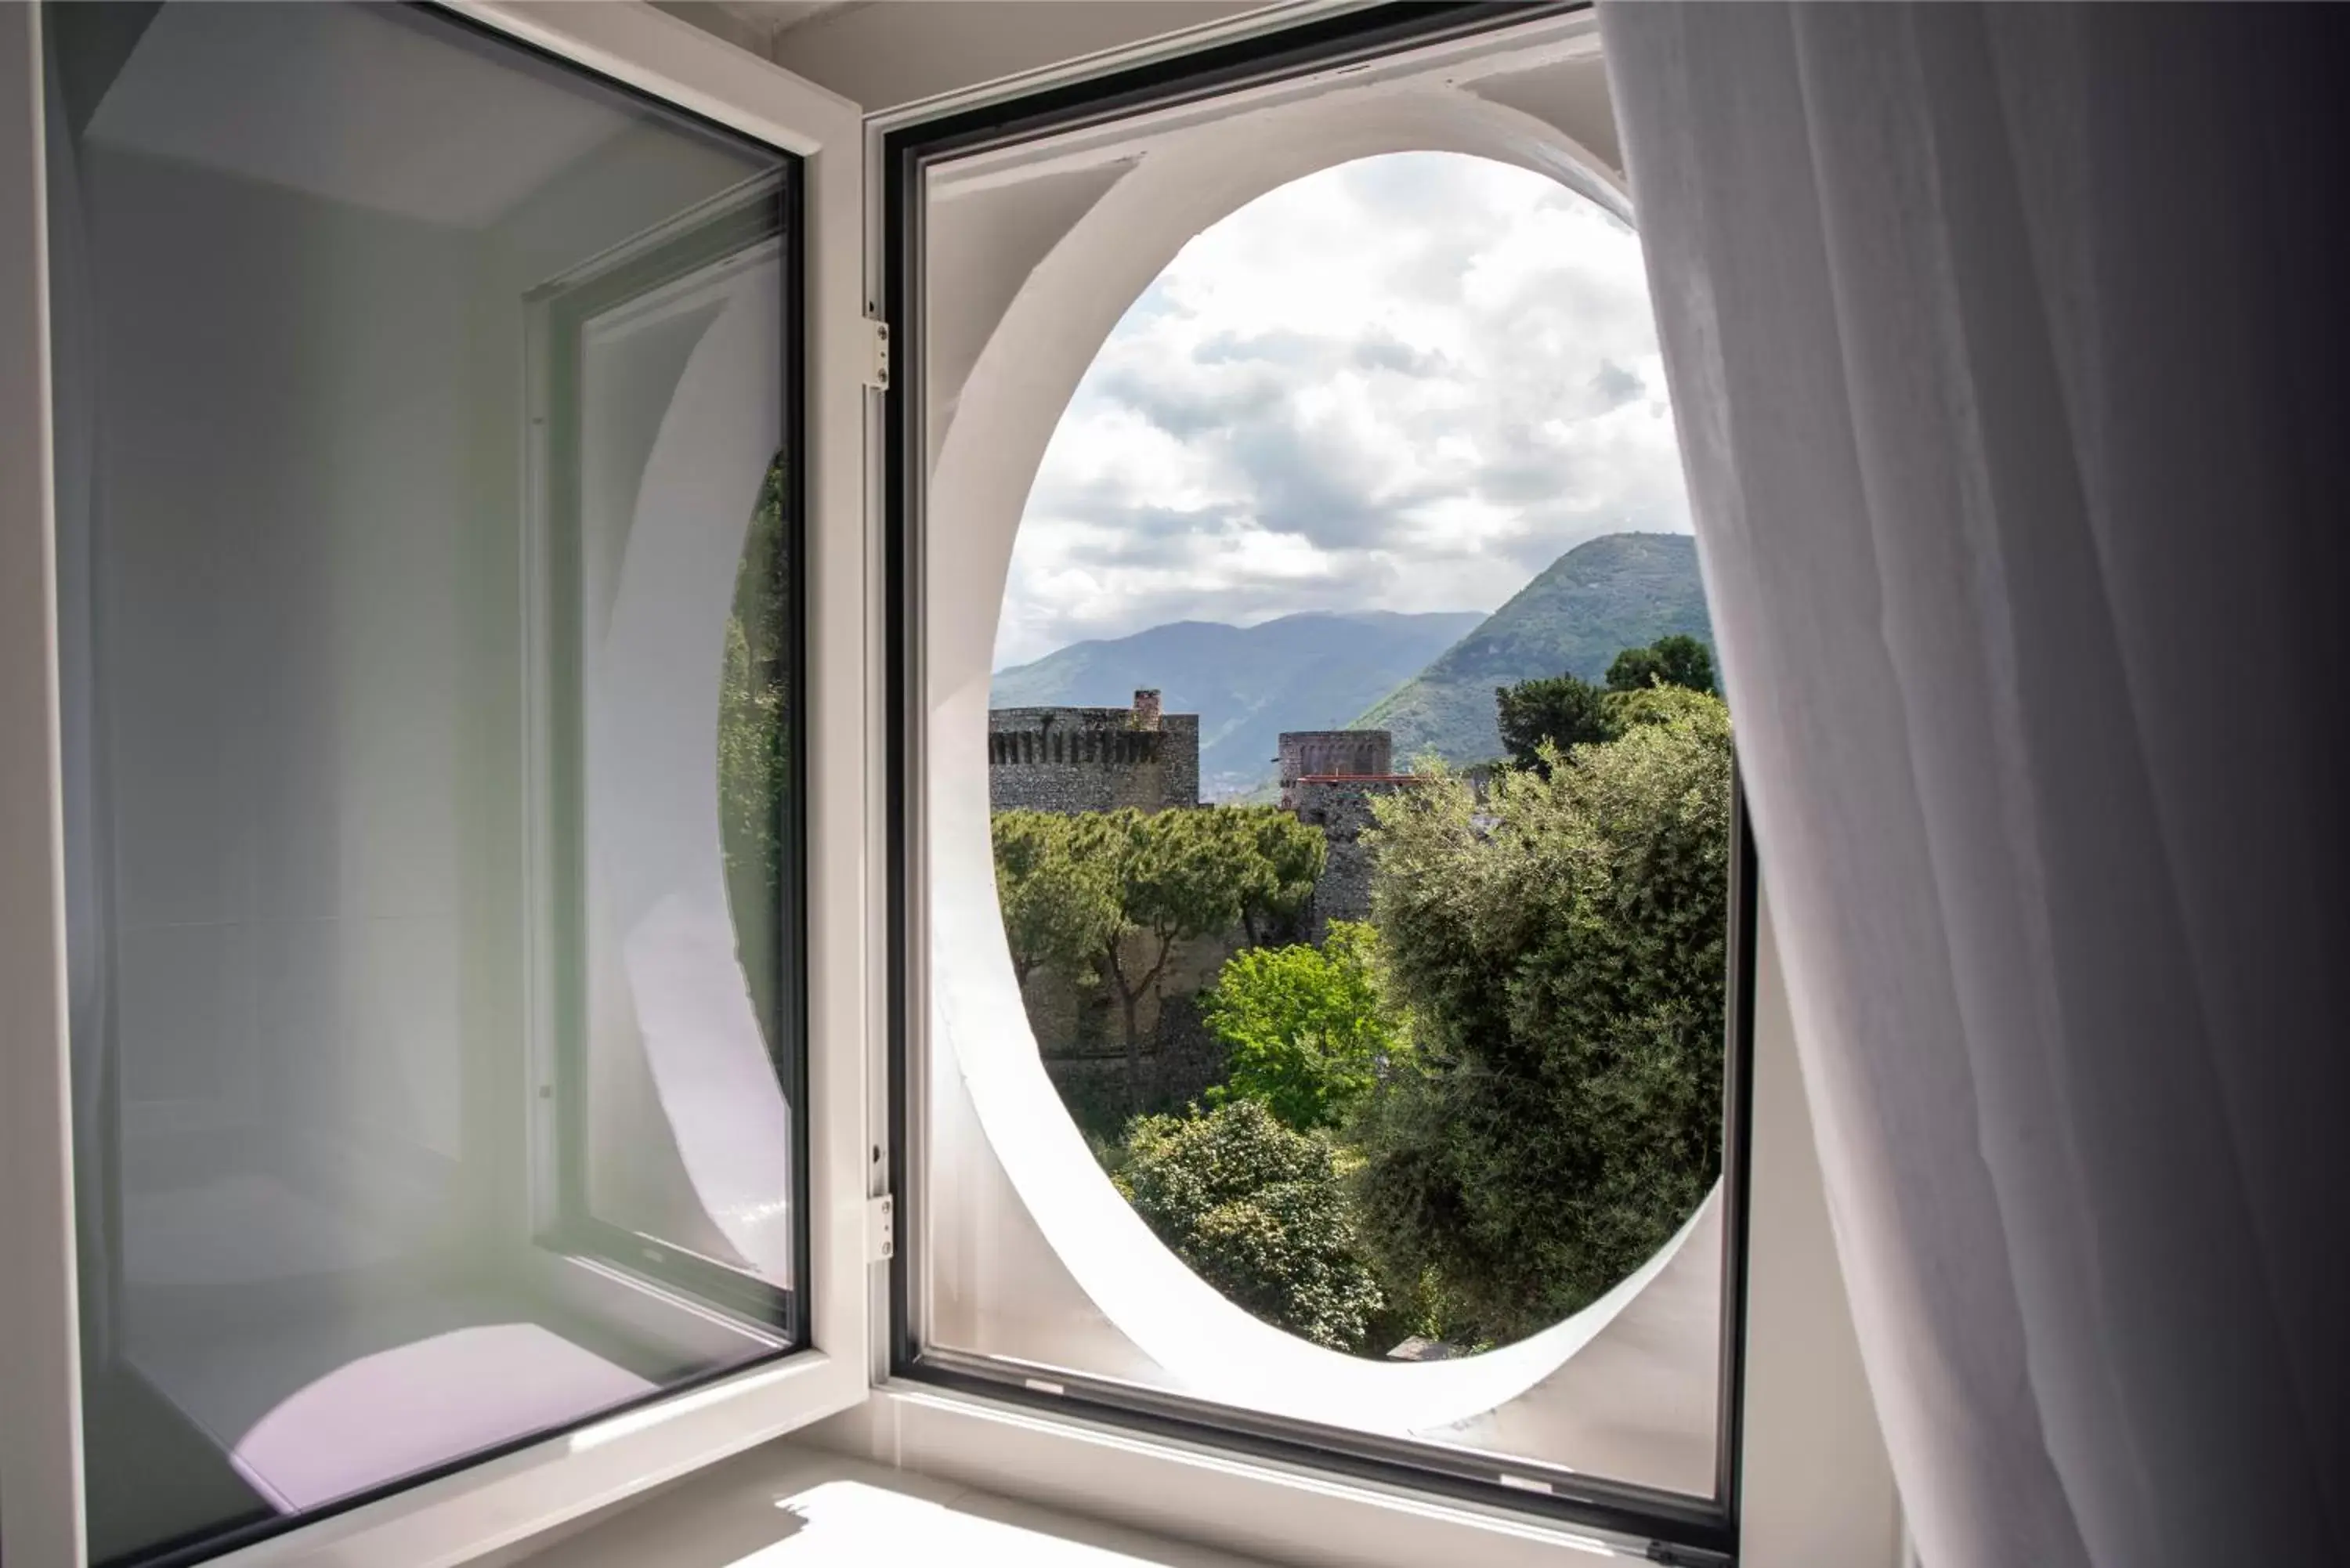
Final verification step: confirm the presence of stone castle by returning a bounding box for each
[1278,731,1420,935]
[986,694,1417,934]
[987,689,1423,1120]
[988,689,1199,815]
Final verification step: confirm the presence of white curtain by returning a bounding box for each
[1597,5,2350,1566]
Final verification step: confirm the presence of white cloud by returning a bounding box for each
[995,151,1692,670]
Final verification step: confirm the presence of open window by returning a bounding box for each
[2,5,871,1565]
[6,5,1779,1567]
[884,8,1753,1563]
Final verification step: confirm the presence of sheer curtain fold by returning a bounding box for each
[1598,6,2350,1566]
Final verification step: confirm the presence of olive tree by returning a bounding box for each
[993,806,1330,1107]
[1352,692,1733,1342]
[1080,808,1249,1091]
[1071,807,1327,1098]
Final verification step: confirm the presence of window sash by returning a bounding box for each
[0,5,876,1566]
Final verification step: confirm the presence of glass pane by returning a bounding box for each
[919,139,1731,1506]
[45,5,801,1562]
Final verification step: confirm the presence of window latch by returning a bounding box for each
[868,1194,895,1262]
[862,316,891,391]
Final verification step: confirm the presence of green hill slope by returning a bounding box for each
[1356,533,1713,764]
[992,609,1485,799]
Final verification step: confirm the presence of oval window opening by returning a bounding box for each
[986,151,1728,1362]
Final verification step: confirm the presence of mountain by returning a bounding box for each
[1355,533,1714,764]
[991,609,1486,799]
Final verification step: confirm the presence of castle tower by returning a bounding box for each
[1275,729,1394,811]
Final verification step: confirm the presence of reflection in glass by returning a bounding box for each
[561,226,798,1298]
[45,5,798,1562]
[721,456,793,1068]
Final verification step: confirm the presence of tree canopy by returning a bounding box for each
[1090,808,1251,1069]
[997,638,1737,1359]
[1495,671,1619,774]
[990,804,1327,1100]
[1604,632,1716,695]
[1235,804,1328,946]
[1203,921,1403,1133]
[992,810,1121,987]
[1351,691,1733,1342]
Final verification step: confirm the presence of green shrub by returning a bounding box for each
[1115,1100,1383,1353]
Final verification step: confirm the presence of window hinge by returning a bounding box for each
[867,1194,895,1262]
[861,316,891,391]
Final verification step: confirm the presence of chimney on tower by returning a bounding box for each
[1132,689,1162,731]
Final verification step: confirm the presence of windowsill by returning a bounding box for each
[477,1378,1662,1568]
[800,1383,1639,1568]
[482,1433,1275,1568]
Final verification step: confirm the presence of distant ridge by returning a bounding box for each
[991,609,1484,800]
[1355,533,1713,764]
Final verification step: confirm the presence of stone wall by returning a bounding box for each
[1293,775,1419,938]
[989,690,1198,814]
[1039,993,1229,1140]
[1021,927,1242,1138]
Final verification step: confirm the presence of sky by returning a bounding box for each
[991,151,1694,672]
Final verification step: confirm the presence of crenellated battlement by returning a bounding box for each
[989,689,1199,813]
[988,721,1166,768]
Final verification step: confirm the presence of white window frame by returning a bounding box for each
[0,5,878,1566]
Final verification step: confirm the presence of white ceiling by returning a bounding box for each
[656,1,863,59]
[665,2,1281,114]
[87,4,636,229]
[717,0,861,31]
